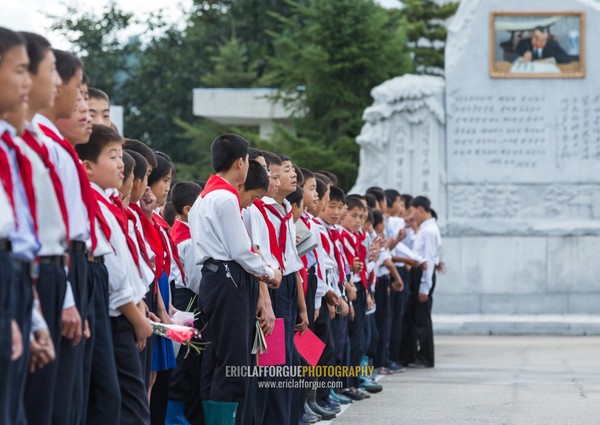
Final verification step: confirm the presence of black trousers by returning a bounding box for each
[399,267,435,367]
[297,269,318,419]
[169,287,202,424]
[140,287,155,391]
[86,262,121,425]
[198,261,258,425]
[9,259,33,425]
[314,301,335,405]
[24,263,67,425]
[348,283,367,388]
[257,273,299,425]
[374,274,391,368]
[111,315,151,425]
[0,252,15,425]
[389,266,410,364]
[52,251,88,425]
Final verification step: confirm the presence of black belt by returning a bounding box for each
[0,238,11,252]
[203,258,226,273]
[39,255,67,267]
[68,240,87,253]
[89,255,105,264]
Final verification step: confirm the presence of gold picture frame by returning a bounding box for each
[490,11,585,79]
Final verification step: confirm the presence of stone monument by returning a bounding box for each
[352,0,600,319]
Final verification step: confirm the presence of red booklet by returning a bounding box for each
[294,329,325,367]
[257,318,286,366]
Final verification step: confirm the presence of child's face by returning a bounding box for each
[85,141,124,190]
[29,48,61,113]
[55,68,82,120]
[56,84,92,145]
[120,172,134,206]
[151,170,172,208]
[265,163,281,198]
[239,188,265,209]
[389,196,403,216]
[302,177,319,214]
[278,160,297,196]
[130,163,149,204]
[89,97,111,126]
[363,220,373,234]
[341,206,364,233]
[320,199,344,225]
[374,221,385,235]
[0,45,31,114]
[316,187,330,215]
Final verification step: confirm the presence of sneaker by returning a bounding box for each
[359,378,383,394]
[330,390,353,405]
[388,361,406,373]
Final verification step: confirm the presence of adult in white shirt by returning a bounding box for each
[188,134,281,425]
[400,196,441,369]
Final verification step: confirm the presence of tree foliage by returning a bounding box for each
[401,0,459,74]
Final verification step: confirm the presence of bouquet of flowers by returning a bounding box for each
[150,321,206,354]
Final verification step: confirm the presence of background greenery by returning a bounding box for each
[50,0,458,190]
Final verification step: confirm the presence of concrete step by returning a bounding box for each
[433,314,600,335]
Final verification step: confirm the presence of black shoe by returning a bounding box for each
[408,359,433,369]
[341,388,366,401]
[308,392,336,420]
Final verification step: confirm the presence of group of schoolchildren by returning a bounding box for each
[0,26,442,425]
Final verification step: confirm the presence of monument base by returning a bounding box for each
[436,236,600,315]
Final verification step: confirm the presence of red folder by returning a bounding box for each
[257,318,286,366]
[294,329,325,367]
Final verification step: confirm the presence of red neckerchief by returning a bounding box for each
[129,203,162,293]
[94,190,141,274]
[21,130,69,238]
[38,123,99,249]
[322,224,346,285]
[253,199,285,270]
[0,141,16,225]
[262,202,293,262]
[171,219,191,245]
[355,231,368,289]
[125,207,152,270]
[1,131,37,233]
[153,212,186,286]
[200,174,241,210]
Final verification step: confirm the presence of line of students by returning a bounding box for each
[0,25,442,425]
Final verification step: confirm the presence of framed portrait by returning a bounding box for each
[490,11,585,79]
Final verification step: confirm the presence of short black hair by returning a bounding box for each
[384,189,401,207]
[18,32,50,74]
[346,194,365,202]
[366,187,385,203]
[162,202,176,227]
[346,197,366,212]
[211,133,249,173]
[248,147,263,161]
[372,209,384,228]
[53,49,83,84]
[300,168,315,183]
[315,177,328,200]
[82,72,89,86]
[314,172,331,186]
[365,209,374,224]
[329,186,346,204]
[293,164,304,186]
[317,170,338,186]
[262,151,282,167]
[0,27,26,60]
[123,139,157,168]
[124,149,147,180]
[171,181,202,215]
[75,124,122,163]
[88,87,110,103]
[410,195,431,213]
[286,186,304,207]
[122,150,134,181]
[148,151,174,187]
[364,193,377,209]
[401,193,413,210]
[244,160,270,192]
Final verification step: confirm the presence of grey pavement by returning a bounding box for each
[330,336,600,425]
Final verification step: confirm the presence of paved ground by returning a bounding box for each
[330,336,600,425]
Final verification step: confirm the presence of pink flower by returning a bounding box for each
[165,327,194,344]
